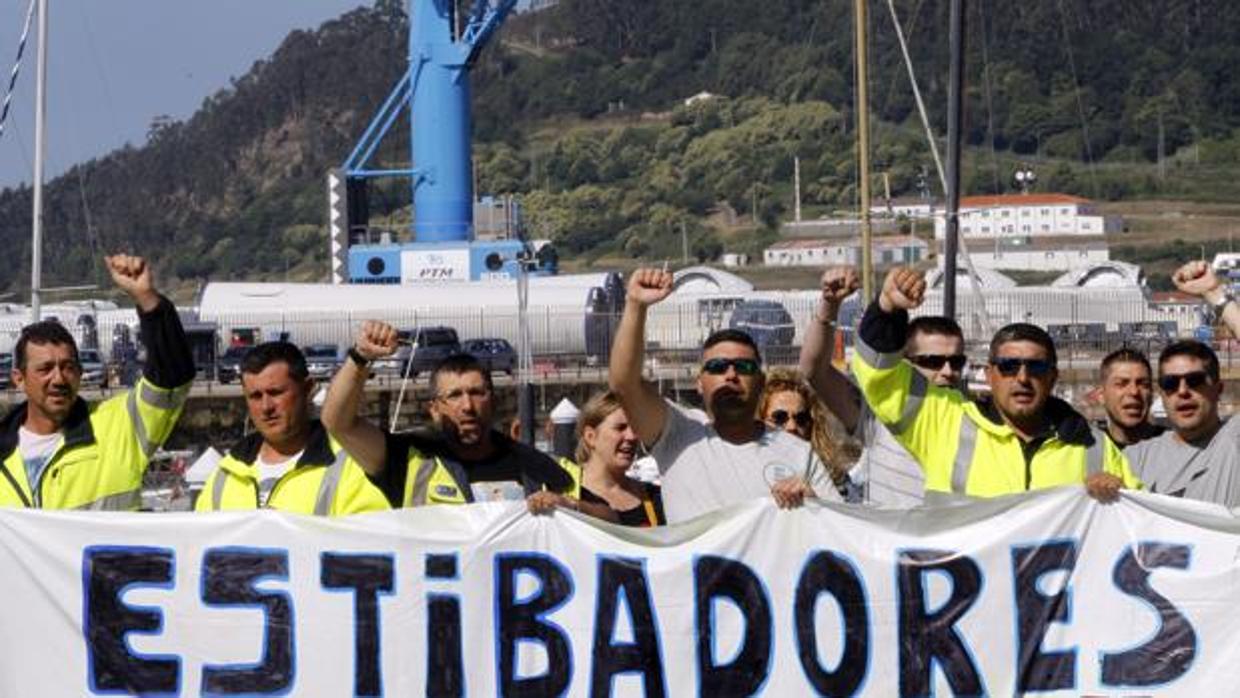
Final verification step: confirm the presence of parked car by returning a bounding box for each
[0,352,11,389]
[302,343,342,381]
[462,338,517,375]
[78,349,107,388]
[729,300,795,353]
[405,326,462,377]
[217,345,250,384]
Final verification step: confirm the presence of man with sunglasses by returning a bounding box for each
[321,321,573,508]
[800,266,968,506]
[609,268,842,524]
[850,267,1139,502]
[1123,260,1240,504]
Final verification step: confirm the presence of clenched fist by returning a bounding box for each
[354,320,400,361]
[626,268,674,308]
[105,254,159,312]
[820,266,860,307]
[879,267,926,313]
[1171,260,1223,301]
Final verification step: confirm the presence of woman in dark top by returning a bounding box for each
[575,391,665,527]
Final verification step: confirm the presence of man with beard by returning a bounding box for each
[320,321,576,510]
[1097,348,1165,449]
[852,267,1139,502]
[0,254,193,509]
[609,267,841,524]
[195,342,389,515]
[1125,260,1240,504]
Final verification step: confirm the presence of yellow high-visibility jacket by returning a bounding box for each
[851,306,1140,499]
[0,298,193,510]
[196,421,389,516]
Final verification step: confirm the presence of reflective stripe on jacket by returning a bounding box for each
[196,421,389,516]
[851,314,1140,499]
[0,379,189,510]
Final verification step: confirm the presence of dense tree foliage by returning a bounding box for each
[1,0,1239,294]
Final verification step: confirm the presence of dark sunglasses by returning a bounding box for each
[770,409,813,429]
[1158,371,1212,393]
[990,357,1054,377]
[702,357,761,376]
[908,354,967,372]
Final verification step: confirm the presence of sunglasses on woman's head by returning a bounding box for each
[769,409,812,428]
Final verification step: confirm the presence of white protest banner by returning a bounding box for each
[1,488,1239,696]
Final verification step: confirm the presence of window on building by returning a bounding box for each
[1060,208,1071,214]
[1041,224,1050,231]
[1040,208,1050,215]
[982,226,991,233]
[1003,210,1011,217]
[1022,225,1031,232]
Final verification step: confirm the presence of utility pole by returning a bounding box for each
[680,220,689,264]
[943,0,966,320]
[794,155,803,223]
[855,0,874,302]
[30,0,48,322]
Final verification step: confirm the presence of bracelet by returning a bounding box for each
[347,347,370,368]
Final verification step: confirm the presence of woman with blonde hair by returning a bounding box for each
[573,391,665,527]
[757,368,857,500]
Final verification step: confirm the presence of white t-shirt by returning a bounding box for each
[18,427,61,494]
[650,401,840,524]
[257,450,301,507]
[849,402,927,508]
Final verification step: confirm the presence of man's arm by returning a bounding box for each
[106,254,194,390]
[320,321,395,476]
[1172,260,1240,339]
[608,268,674,446]
[799,266,863,432]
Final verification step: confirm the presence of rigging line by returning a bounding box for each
[883,0,945,194]
[975,0,1000,193]
[875,0,927,130]
[1054,0,1099,198]
[0,0,36,140]
[884,0,993,335]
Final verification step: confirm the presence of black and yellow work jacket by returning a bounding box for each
[0,297,193,510]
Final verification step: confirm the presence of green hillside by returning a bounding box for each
[2,0,1240,300]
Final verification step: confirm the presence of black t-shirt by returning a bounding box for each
[372,428,573,507]
[581,483,666,527]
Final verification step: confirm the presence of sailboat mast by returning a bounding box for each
[855,0,873,301]
[30,0,47,322]
[943,0,966,319]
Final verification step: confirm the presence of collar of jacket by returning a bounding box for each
[973,396,1095,446]
[0,398,96,458]
[227,419,335,467]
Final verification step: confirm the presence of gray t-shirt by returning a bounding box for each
[850,402,926,508]
[650,401,840,524]
[1126,417,1240,506]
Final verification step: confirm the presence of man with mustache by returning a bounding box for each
[609,268,841,524]
[1124,260,1240,504]
[0,254,194,509]
[320,321,576,511]
[852,266,1139,502]
[1097,348,1164,449]
[195,342,389,515]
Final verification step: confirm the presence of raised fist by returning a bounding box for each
[625,268,674,308]
[105,254,159,311]
[879,267,926,313]
[820,266,860,306]
[355,320,400,361]
[1171,260,1222,300]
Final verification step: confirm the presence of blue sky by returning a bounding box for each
[0,0,371,190]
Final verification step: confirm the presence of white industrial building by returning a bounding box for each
[949,236,1111,272]
[934,193,1122,239]
[764,236,927,267]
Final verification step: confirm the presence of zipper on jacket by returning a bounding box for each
[0,462,32,508]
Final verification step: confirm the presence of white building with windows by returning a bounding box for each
[948,236,1111,273]
[934,193,1122,239]
[764,236,927,267]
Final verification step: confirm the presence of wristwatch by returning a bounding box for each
[347,347,370,368]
